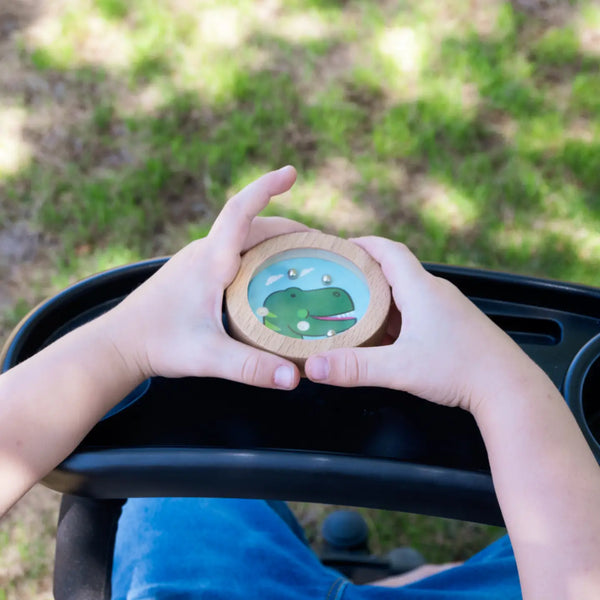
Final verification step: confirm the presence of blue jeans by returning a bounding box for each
[112,498,521,599]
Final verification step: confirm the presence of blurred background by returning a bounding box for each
[1,0,599,597]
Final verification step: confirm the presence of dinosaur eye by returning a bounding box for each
[333,291,340,297]
[290,293,296,298]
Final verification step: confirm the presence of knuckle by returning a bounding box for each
[203,241,238,280]
[432,275,461,298]
[186,238,208,258]
[341,350,364,386]
[393,240,410,254]
[419,271,450,295]
[393,240,418,262]
[241,354,263,385]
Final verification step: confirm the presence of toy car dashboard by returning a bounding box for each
[3,258,600,527]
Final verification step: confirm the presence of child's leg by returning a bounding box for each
[112,499,521,600]
[111,497,347,600]
[343,534,521,600]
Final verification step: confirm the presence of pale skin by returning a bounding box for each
[0,166,304,517]
[1,167,599,598]
[304,237,600,599]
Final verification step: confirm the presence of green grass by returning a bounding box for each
[2,0,600,595]
[293,503,506,565]
[9,0,599,282]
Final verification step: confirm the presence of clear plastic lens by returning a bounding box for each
[248,249,370,340]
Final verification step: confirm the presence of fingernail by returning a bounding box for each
[309,356,329,381]
[274,365,295,389]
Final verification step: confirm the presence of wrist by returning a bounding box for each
[94,305,151,386]
[468,344,560,422]
[470,356,563,430]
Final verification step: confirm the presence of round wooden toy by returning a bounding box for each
[225,231,392,371]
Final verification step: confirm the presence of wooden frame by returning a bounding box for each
[225,231,391,371]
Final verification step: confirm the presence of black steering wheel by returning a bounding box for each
[3,259,600,599]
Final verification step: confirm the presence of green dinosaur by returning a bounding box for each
[261,286,357,339]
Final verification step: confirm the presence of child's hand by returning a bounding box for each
[304,240,600,600]
[104,166,304,390]
[304,236,544,414]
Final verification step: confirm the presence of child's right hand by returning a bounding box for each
[304,236,551,416]
[101,166,305,391]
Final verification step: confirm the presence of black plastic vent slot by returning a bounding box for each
[488,314,562,346]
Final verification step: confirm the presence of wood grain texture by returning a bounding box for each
[225,231,392,371]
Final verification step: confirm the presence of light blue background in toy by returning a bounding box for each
[247,253,370,340]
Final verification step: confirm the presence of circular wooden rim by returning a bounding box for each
[225,231,391,366]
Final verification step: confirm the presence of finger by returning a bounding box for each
[351,236,435,315]
[205,337,300,390]
[305,345,408,390]
[351,236,427,289]
[209,166,297,252]
[243,216,312,251]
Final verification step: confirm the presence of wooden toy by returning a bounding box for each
[225,231,392,371]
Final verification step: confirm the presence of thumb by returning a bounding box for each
[206,338,301,390]
[208,166,297,253]
[305,345,404,389]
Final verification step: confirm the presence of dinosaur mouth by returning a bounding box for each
[312,311,356,322]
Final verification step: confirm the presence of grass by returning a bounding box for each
[291,503,505,565]
[1,0,600,597]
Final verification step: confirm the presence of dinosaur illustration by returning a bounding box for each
[260,286,357,339]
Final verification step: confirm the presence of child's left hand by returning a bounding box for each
[104,165,304,390]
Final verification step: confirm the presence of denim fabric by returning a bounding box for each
[343,536,521,599]
[112,498,521,600]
